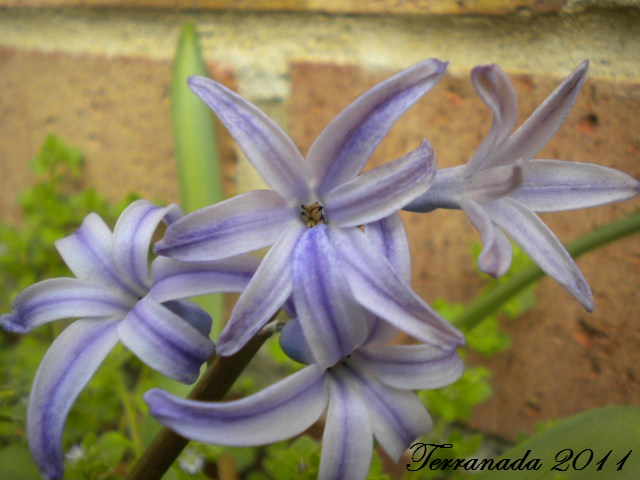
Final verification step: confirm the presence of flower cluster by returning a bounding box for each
[2,58,638,480]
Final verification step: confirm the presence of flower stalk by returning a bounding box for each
[126,328,272,480]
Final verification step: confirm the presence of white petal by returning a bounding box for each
[144,365,328,445]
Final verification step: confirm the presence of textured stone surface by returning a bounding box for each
[288,61,640,440]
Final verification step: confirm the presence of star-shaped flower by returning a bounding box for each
[1,199,260,480]
[145,284,464,480]
[405,61,639,310]
[155,59,461,356]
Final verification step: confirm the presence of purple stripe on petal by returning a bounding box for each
[321,370,373,480]
[309,59,446,195]
[155,190,294,261]
[489,197,594,311]
[1,278,130,333]
[328,228,465,347]
[342,360,432,462]
[216,223,305,356]
[324,140,436,227]
[358,343,464,390]
[144,365,328,446]
[27,319,119,480]
[118,297,215,384]
[291,226,369,367]
[149,254,260,303]
[187,76,311,200]
[112,200,180,293]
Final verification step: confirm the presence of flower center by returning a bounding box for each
[301,201,325,228]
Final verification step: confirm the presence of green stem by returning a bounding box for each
[454,209,640,330]
[117,370,142,457]
[125,330,272,480]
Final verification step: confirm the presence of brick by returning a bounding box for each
[0,48,236,222]
[289,60,640,440]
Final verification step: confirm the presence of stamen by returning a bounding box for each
[301,201,325,228]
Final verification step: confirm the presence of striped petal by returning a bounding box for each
[328,228,465,347]
[489,197,594,311]
[27,319,119,480]
[343,361,432,462]
[187,76,311,201]
[144,365,328,445]
[1,278,130,333]
[155,190,294,261]
[112,200,181,293]
[357,343,464,390]
[486,61,589,170]
[512,159,640,212]
[216,223,306,356]
[118,297,215,384]
[324,140,436,227]
[149,254,260,303]
[321,370,373,480]
[309,59,446,195]
[465,64,518,177]
[54,213,132,295]
[459,197,513,277]
[291,226,369,367]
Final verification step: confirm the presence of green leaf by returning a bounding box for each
[475,406,640,479]
[171,22,224,331]
[0,445,41,479]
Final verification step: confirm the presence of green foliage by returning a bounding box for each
[64,432,132,480]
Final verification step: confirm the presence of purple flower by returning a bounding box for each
[405,61,639,310]
[145,299,464,480]
[155,59,461,356]
[1,199,260,480]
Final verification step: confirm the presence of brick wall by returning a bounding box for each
[0,1,638,441]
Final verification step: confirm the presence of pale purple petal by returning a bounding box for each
[487,61,589,170]
[1,278,130,333]
[364,214,411,284]
[321,370,373,480]
[309,59,447,195]
[27,319,119,480]
[112,200,181,293]
[163,299,213,338]
[357,344,464,390]
[465,161,524,203]
[512,159,640,212]
[149,254,260,303]
[118,297,215,384]
[144,365,328,445]
[403,166,464,212]
[465,64,518,176]
[216,224,306,356]
[188,76,311,200]
[459,197,513,277]
[328,228,465,347]
[489,197,594,310]
[343,361,432,462]
[324,141,437,227]
[54,213,131,294]
[291,226,369,367]
[155,190,294,261]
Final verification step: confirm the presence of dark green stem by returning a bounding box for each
[454,209,640,330]
[125,330,271,480]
